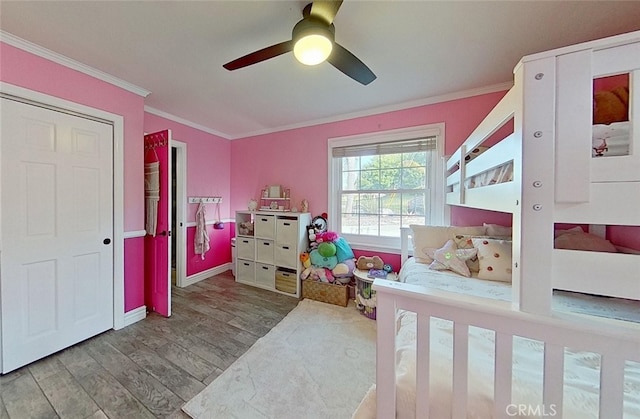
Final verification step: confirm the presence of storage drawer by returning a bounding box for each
[236,237,255,260]
[255,263,275,288]
[275,268,298,295]
[276,217,299,244]
[236,259,255,284]
[255,214,276,239]
[274,243,298,268]
[256,239,274,264]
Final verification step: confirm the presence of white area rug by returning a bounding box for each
[182,299,376,419]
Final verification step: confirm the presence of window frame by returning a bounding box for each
[327,123,448,253]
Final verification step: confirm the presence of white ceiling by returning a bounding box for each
[2,1,640,139]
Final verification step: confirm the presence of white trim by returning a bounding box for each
[181,264,232,288]
[145,106,230,140]
[124,230,146,239]
[231,82,512,140]
[123,306,146,327]
[0,31,150,98]
[172,140,188,288]
[0,82,127,331]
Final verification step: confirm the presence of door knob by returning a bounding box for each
[103,238,111,245]
[159,231,171,237]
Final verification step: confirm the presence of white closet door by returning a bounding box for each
[1,98,114,373]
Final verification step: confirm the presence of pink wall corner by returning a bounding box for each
[124,237,145,311]
[230,90,508,236]
[143,112,231,222]
[186,225,232,276]
[0,42,146,232]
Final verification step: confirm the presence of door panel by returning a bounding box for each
[144,130,171,316]
[1,98,114,373]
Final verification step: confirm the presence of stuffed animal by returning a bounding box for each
[310,249,338,269]
[593,86,629,125]
[317,241,337,257]
[332,258,356,284]
[300,252,311,269]
[316,231,338,243]
[356,255,384,270]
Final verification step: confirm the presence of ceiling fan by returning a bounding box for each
[223,0,376,85]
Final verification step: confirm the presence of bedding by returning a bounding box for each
[352,258,640,419]
[592,121,630,157]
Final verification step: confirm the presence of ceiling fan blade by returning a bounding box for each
[223,40,293,70]
[309,0,343,25]
[327,42,376,85]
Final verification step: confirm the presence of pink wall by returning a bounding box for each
[230,91,509,226]
[124,237,145,311]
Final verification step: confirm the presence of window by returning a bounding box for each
[328,124,446,252]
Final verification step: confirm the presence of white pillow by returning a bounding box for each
[410,225,486,264]
[471,237,513,282]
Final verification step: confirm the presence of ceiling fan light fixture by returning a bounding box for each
[294,34,333,65]
[292,18,335,66]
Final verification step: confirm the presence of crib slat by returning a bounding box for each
[415,314,430,418]
[452,323,469,419]
[599,354,625,418]
[494,332,513,419]
[375,293,397,419]
[543,343,564,415]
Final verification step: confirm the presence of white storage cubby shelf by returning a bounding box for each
[235,211,311,297]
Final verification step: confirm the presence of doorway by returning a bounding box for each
[0,85,125,373]
[171,141,187,288]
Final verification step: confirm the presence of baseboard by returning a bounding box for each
[123,306,146,327]
[182,263,232,287]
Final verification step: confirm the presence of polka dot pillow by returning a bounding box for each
[471,238,512,282]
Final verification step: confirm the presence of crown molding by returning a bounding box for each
[0,30,151,97]
[229,81,513,139]
[144,106,231,140]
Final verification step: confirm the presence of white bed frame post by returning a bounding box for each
[512,56,555,315]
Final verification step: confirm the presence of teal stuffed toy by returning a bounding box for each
[310,249,338,269]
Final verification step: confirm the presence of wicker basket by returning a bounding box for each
[302,279,349,307]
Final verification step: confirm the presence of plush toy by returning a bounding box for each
[300,252,311,269]
[301,266,334,282]
[332,258,356,284]
[334,237,355,262]
[316,231,338,243]
[593,86,629,125]
[310,249,338,269]
[356,255,384,270]
[317,241,337,257]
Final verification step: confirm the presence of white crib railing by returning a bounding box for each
[374,279,640,419]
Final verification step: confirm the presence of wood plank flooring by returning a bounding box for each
[0,271,300,419]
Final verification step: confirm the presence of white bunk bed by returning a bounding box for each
[368,31,640,418]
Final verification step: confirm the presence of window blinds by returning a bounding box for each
[331,136,437,158]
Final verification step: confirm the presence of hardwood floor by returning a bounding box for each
[0,271,300,419]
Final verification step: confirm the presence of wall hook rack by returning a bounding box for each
[189,196,222,204]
